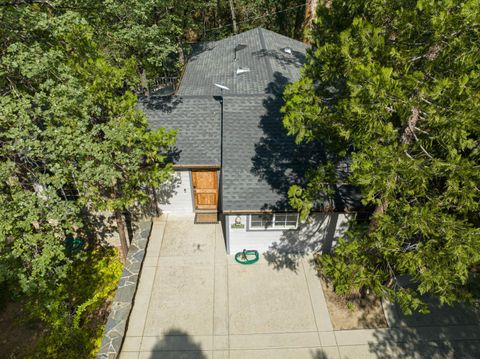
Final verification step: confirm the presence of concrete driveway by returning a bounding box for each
[120,213,337,359]
[120,214,480,359]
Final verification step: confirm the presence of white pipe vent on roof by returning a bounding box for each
[236,67,250,75]
[283,47,292,55]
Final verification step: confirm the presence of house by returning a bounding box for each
[140,28,361,255]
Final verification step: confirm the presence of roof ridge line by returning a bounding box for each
[162,93,271,99]
[257,27,274,84]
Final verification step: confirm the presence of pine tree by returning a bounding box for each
[283,0,480,313]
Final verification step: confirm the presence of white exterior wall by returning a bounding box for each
[157,170,194,213]
[226,213,351,255]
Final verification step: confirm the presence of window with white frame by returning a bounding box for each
[249,213,299,230]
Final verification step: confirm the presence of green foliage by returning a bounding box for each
[0,0,313,356]
[65,0,311,77]
[0,2,175,356]
[29,248,122,358]
[63,0,185,77]
[0,3,174,291]
[283,0,480,313]
[234,0,306,39]
[346,301,355,313]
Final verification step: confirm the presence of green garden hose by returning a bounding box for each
[234,249,259,265]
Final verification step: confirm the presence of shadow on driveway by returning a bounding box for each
[310,349,335,358]
[149,329,207,359]
[263,213,345,272]
[369,325,480,359]
[369,298,480,358]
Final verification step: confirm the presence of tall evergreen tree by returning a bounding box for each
[283,0,480,313]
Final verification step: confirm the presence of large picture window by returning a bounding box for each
[249,213,299,230]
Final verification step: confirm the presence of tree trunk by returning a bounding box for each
[178,40,185,67]
[124,210,134,244]
[80,207,98,251]
[303,0,319,42]
[140,66,150,97]
[151,187,161,217]
[294,2,305,39]
[115,209,129,262]
[202,9,206,38]
[401,107,420,144]
[368,107,420,232]
[228,0,238,34]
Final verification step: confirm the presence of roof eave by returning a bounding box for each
[173,164,221,170]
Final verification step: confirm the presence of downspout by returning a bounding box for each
[219,92,224,216]
[220,92,228,253]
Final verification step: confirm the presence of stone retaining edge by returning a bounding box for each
[96,220,153,359]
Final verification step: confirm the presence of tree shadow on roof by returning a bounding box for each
[252,47,306,69]
[141,95,183,113]
[165,146,182,164]
[148,329,208,359]
[250,71,363,213]
[187,42,216,63]
[250,71,326,211]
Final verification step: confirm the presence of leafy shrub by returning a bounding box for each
[28,247,122,358]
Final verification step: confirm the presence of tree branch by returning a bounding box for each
[401,107,420,145]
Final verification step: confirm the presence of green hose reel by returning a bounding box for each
[234,249,259,265]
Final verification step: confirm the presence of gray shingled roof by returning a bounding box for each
[220,95,362,211]
[141,28,361,211]
[141,27,308,168]
[222,95,313,211]
[139,96,221,166]
[177,27,308,96]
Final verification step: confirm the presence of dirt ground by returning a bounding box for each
[0,302,44,359]
[321,277,388,330]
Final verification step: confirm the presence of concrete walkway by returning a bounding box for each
[120,214,480,359]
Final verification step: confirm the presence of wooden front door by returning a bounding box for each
[192,170,218,210]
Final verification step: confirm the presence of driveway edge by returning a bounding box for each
[96,220,153,359]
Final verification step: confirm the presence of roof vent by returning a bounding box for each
[234,44,248,61]
[236,67,250,75]
[283,47,292,55]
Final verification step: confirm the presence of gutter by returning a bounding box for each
[173,164,221,170]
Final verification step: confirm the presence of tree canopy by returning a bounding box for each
[283,0,480,313]
[0,1,317,355]
[1,2,175,284]
[0,3,175,354]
